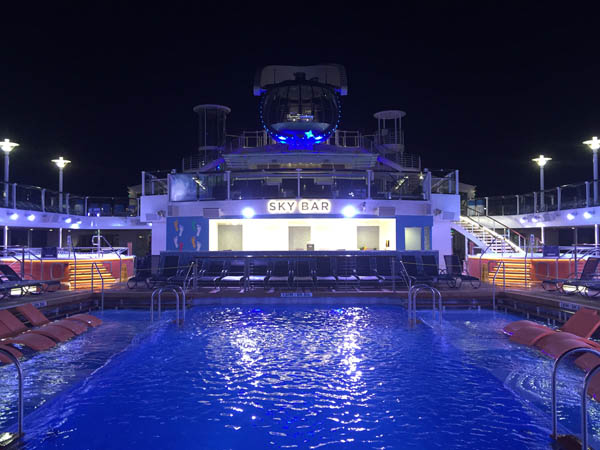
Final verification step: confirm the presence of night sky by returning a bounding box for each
[2,4,600,198]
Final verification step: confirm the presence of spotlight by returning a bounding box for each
[64,217,72,224]
[9,213,18,220]
[241,207,255,219]
[584,211,594,219]
[531,216,538,223]
[27,214,35,221]
[519,217,527,224]
[342,205,358,218]
[566,213,576,220]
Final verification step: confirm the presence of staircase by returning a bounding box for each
[484,259,534,288]
[453,216,523,255]
[67,261,118,290]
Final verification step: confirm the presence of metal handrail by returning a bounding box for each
[90,262,105,311]
[491,261,506,309]
[551,346,600,449]
[0,348,23,440]
[150,286,184,325]
[408,284,442,326]
[465,205,528,244]
[95,235,123,282]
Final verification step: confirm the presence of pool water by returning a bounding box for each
[1,305,597,449]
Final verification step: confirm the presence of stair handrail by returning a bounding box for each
[90,262,105,311]
[150,286,183,325]
[0,347,23,440]
[462,213,523,253]
[408,284,443,326]
[464,205,530,250]
[97,235,123,282]
[551,346,600,449]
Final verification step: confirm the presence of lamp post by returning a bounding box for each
[583,136,600,205]
[532,155,551,211]
[52,157,70,249]
[1,139,19,208]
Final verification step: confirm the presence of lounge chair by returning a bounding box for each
[292,260,314,289]
[266,260,291,289]
[335,256,358,289]
[314,257,336,289]
[541,257,600,294]
[421,255,458,288]
[127,256,153,289]
[0,309,74,343]
[0,264,61,294]
[354,256,380,288]
[146,255,180,288]
[247,260,269,290]
[374,256,405,288]
[503,308,600,358]
[16,303,89,335]
[0,316,55,351]
[443,255,481,288]
[401,255,434,285]
[0,345,23,364]
[219,261,247,290]
[196,260,226,288]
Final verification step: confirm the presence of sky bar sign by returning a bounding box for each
[267,199,331,214]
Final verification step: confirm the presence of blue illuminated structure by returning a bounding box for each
[259,72,341,148]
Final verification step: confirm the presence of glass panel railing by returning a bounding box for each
[14,184,43,212]
[540,188,559,212]
[430,170,457,195]
[170,173,227,202]
[85,197,138,217]
[372,172,424,200]
[68,195,86,216]
[43,189,67,214]
[518,193,536,215]
[560,181,587,210]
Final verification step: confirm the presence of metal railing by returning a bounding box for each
[469,178,600,217]
[0,348,23,441]
[90,262,105,311]
[408,284,443,326]
[491,261,505,309]
[464,206,528,251]
[551,347,600,449]
[150,286,185,325]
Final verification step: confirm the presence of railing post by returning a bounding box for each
[84,196,88,216]
[485,196,489,214]
[41,188,46,212]
[454,169,459,194]
[12,183,16,210]
[516,195,519,215]
[367,170,372,199]
[226,171,231,200]
[556,186,561,211]
[141,171,146,196]
[533,191,538,213]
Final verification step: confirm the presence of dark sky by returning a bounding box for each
[2,3,600,198]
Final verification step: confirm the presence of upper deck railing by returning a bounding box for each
[0,182,138,217]
[467,178,600,216]
[153,169,459,202]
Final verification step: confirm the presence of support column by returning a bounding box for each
[3,226,7,251]
[540,226,545,244]
[59,228,63,248]
[595,224,599,247]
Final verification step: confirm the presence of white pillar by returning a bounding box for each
[594,150,598,205]
[58,167,64,212]
[595,223,599,247]
[540,165,545,210]
[3,153,8,208]
[3,226,7,250]
[540,226,545,244]
[59,228,63,248]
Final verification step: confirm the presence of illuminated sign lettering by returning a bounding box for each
[267,199,331,214]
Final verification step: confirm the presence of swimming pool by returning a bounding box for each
[1,304,598,449]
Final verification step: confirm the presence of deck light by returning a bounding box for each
[519,217,527,224]
[9,213,18,220]
[52,157,71,213]
[531,216,539,223]
[241,207,255,218]
[64,217,72,223]
[584,211,594,219]
[342,205,358,218]
[532,155,551,210]
[566,213,576,220]
[27,214,35,221]
[1,139,18,208]
[584,137,600,204]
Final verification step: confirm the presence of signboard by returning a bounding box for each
[542,245,559,257]
[267,199,331,214]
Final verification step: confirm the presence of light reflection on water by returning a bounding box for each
[6,306,563,449]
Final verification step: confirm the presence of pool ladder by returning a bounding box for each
[0,348,23,443]
[552,347,600,449]
[408,284,443,326]
[151,285,186,326]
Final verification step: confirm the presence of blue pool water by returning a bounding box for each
[0,304,597,449]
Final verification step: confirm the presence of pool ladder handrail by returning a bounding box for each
[151,285,186,325]
[90,262,105,312]
[0,348,23,440]
[552,346,600,449]
[490,261,506,310]
[408,284,442,326]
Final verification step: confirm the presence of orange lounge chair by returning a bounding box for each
[0,344,22,364]
[0,310,74,344]
[0,320,56,351]
[503,308,600,346]
[16,304,88,335]
[64,313,102,327]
